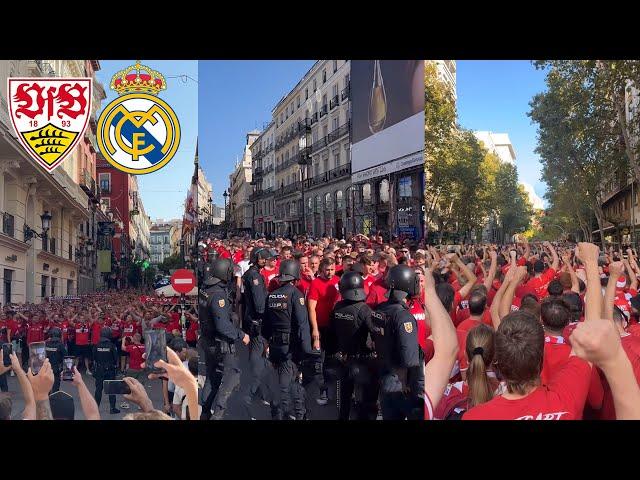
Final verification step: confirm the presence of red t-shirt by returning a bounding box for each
[456,317,484,371]
[308,276,341,328]
[365,280,388,309]
[598,333,640,420]
[363,275,376,295]
[75,323,90,345]
[26,323,45,344]
[186,319,199,342]
[614,288,638,320]
[232,251,244,264]
[91,322,103,344]
[297,275,313,299]
[463,356,591,420]
[541,335,604,411]
[455,307,493,327]
[267,277,280,293]
[409,299,429,352]
[524,268,557,300]
[122,321,141,337]
[260,267,278,287]
[124,343,145,370]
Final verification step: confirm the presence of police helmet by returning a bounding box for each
[48,327,62,339]
[250,247,271,265]
[339,271,366,302]
[277,259,301,282]
[100,327,112,340]
[386,264,420,302]
[204,258,234,286]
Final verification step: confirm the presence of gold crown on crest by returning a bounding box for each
[110,61,167,95]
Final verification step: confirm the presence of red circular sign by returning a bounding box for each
[170,269,197,294]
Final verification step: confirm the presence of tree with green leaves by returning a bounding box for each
[530,60,627,245]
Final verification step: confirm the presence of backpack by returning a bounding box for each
[433,382,468,420]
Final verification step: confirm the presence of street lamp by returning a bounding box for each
[298,121,312,235]
[223,190,229,224]
[23,210,52,242]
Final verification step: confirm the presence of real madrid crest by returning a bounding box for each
[7,77,92,171]
[97,61,180,174]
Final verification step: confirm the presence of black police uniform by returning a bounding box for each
[372,300,425,420]
[45,329,67,394]
[200,281,245,420]
[92,329,119,412]
[263,283,312,420]
[330,299,378,420]
[241,263,269,405]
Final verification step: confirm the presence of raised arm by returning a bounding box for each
[499,266,527,319]
[563,253,580,294]
[423,268,458,414]
[451,254,477,299]
[483,250,498,292]
[490,273,512,330]
[623,258,638,291]
[543,241,560,271]
[9,352,35,420]
[71,366,100,420]
[604,262,623,321]
[577,242,602,324]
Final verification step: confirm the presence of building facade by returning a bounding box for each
[150,222,175,265]
[0,60,109,304]
[229,132,257,230]
[249,122,276,236]
[197,162,213,222]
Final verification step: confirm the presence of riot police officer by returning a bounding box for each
[372,264,424,420]
[200,257,250,420]
[330,271,378,420]
[196,243,207,287]
[262,259,312,420]
[240,247,271,414]
[45,327,67,394]
[92,327,119,414]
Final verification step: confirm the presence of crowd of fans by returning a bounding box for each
[0,291,199,420]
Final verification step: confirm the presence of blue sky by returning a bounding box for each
[96,60,198,221]
[455,60,548,206]
[199,60,314,206]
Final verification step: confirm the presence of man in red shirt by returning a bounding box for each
[308,257,341,405]
[522,241,559,300]
[456,288,492,376]
[74,313,91,373]
[260,253,278,286]
[296,255,314,298]
[121,332,145,380]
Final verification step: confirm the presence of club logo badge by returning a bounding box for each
[97,61,180,175]
[7,77,92,171]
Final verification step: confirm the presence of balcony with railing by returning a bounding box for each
[80,169,97,199]
[275,153,301,173]
[341,83,350,101]
[319,104,328,117]
[310,112,319,125]
[278,181,302,196]
[254,165,264,177]
[253,149,264,161]
[330,95,340,110]
[304,163,352,189]
[2,212,15,238]
[42,236,57,255]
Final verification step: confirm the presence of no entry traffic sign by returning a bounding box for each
[170,269,197,294]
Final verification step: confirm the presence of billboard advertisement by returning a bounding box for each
[351,60,424,181]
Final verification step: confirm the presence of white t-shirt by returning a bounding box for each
[235,260,251,293]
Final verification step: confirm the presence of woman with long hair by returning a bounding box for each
[433,323,498,419]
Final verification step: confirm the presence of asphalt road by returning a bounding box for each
[3,369,166,420]
[202,342,340,420]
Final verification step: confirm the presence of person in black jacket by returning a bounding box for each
[330,271,378,420]
[200,258,250,420]
[372,265,425,420]
[263,259,313,420]
[240,248,271,415]
[92,327,119,414]
[45,327,67,394]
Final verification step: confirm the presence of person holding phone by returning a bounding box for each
[92,326,120,415]
[45,327,67,394]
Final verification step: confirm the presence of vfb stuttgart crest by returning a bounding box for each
[97,62,180,175]
[8,78,92,171]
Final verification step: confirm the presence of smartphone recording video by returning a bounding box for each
[144,329,167,373]
[103,379,131,395]
[2,343,12,367]
[62,356,75,381]
[29,342,46,375]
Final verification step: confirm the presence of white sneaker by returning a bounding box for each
[120,402,130,409]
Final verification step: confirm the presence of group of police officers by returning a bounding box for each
[198,244,425,420]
